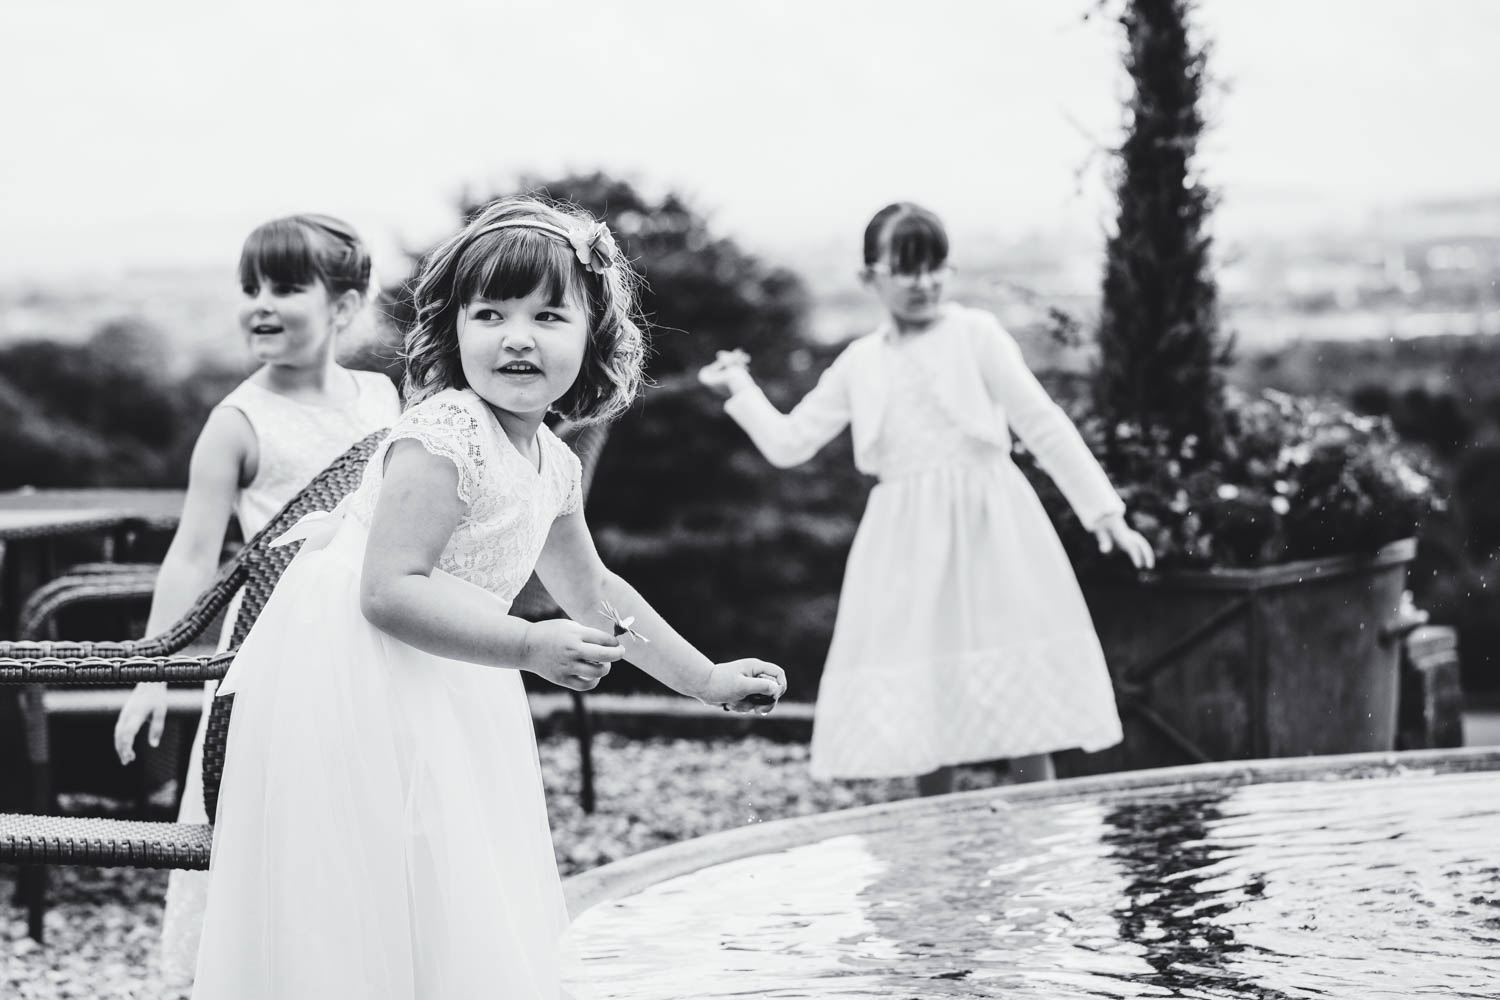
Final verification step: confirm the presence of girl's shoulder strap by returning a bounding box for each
[214,375,260,409]
[212,375,280,427]
[349,366,396,394]
[349,367,403,421]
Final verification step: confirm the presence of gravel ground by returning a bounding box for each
[2,732,1015,999]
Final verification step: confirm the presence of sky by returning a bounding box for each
[2,0,1498,281]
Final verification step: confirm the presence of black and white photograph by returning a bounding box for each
[2,1,1498,997]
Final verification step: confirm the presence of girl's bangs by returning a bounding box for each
[239,218,321,290]
[883,212,949,274]
[455,229,581,308]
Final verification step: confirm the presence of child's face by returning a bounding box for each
[862,257,951,329]
[456,283,589,424]
[239,274,340,367]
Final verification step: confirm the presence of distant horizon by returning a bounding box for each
[4,0,1499,283]
[2,183,1495,294]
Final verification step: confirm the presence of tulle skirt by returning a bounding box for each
[809,458,1123,779]
[191,519,570,999]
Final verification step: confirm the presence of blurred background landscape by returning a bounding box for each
[3,0,1498,695]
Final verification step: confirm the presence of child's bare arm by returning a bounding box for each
[116,408,252,764]
[358,440,622,689]
[533,507,786,711]
[143,408,254,635]
[699,348,854,469]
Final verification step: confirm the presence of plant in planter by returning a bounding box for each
[1020,0,1443,773]
[1028,388,1441,575]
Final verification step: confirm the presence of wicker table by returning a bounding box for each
[0,490,184,639]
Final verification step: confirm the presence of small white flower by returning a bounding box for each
[1271,496,1291,515]
[599,601,649,643]
[1216,484,1240,500]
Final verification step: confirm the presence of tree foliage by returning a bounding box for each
[1095,0,1229,462]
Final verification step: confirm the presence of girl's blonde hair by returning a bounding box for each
[404,197,646,424]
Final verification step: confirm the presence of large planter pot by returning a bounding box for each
[1056,538,1418,778]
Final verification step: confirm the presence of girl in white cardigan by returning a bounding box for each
[700,202,1154,795]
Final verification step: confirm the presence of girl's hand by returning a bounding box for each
[522,619,625,692]
[697,349,755,400]
[1094,513,1156,570]
[114,682,169,765]
[699,658,786,714]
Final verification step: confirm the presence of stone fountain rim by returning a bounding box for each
[563,745,1500,919]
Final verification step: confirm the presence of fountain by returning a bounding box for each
[563,748,1500,998]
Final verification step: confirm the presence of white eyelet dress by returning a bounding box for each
[191,388,584,1000]
[806,339,1124,778]
[159,369,398,987]
[723,303,1127,782]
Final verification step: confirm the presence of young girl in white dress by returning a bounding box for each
[110,214,400,987]
[190,197,786,999]
[699,202,1153,796]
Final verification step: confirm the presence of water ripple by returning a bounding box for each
[565,770,1500,998]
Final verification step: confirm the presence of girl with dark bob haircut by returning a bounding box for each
[404,196,646,424]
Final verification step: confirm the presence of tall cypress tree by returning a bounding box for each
[1096,0,1228,460]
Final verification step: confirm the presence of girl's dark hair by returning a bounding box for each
[238,214,373,298]
[862,202,949,273]
[404,197,646,424]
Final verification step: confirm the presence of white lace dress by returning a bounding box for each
[808,336,1123,779]
[191,388,583,1000]
[159,368,398,987]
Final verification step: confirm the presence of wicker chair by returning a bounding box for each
[0,429,387,942]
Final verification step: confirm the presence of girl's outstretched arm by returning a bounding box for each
[532,506,786,712]
[116,408,255,765]
[700,350,854,469]
[359,440,622,691]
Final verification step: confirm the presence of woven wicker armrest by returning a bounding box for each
[0,650,234,687]
[0,813,212,869]
[30,561,161,580]
[0,559,246,662]
[17,568,160,641]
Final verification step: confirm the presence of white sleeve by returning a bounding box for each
[384,397,487,508]
[721,352,854,469]
[972,314,1125,528]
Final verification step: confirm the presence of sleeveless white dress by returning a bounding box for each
[191,388,584,1000]
[157,369,399,986]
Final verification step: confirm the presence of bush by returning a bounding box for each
[1021,384,1442,573]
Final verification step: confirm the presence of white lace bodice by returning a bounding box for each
[217,369,401,538]
[877,336,1009,479]
[345,388,583,605]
